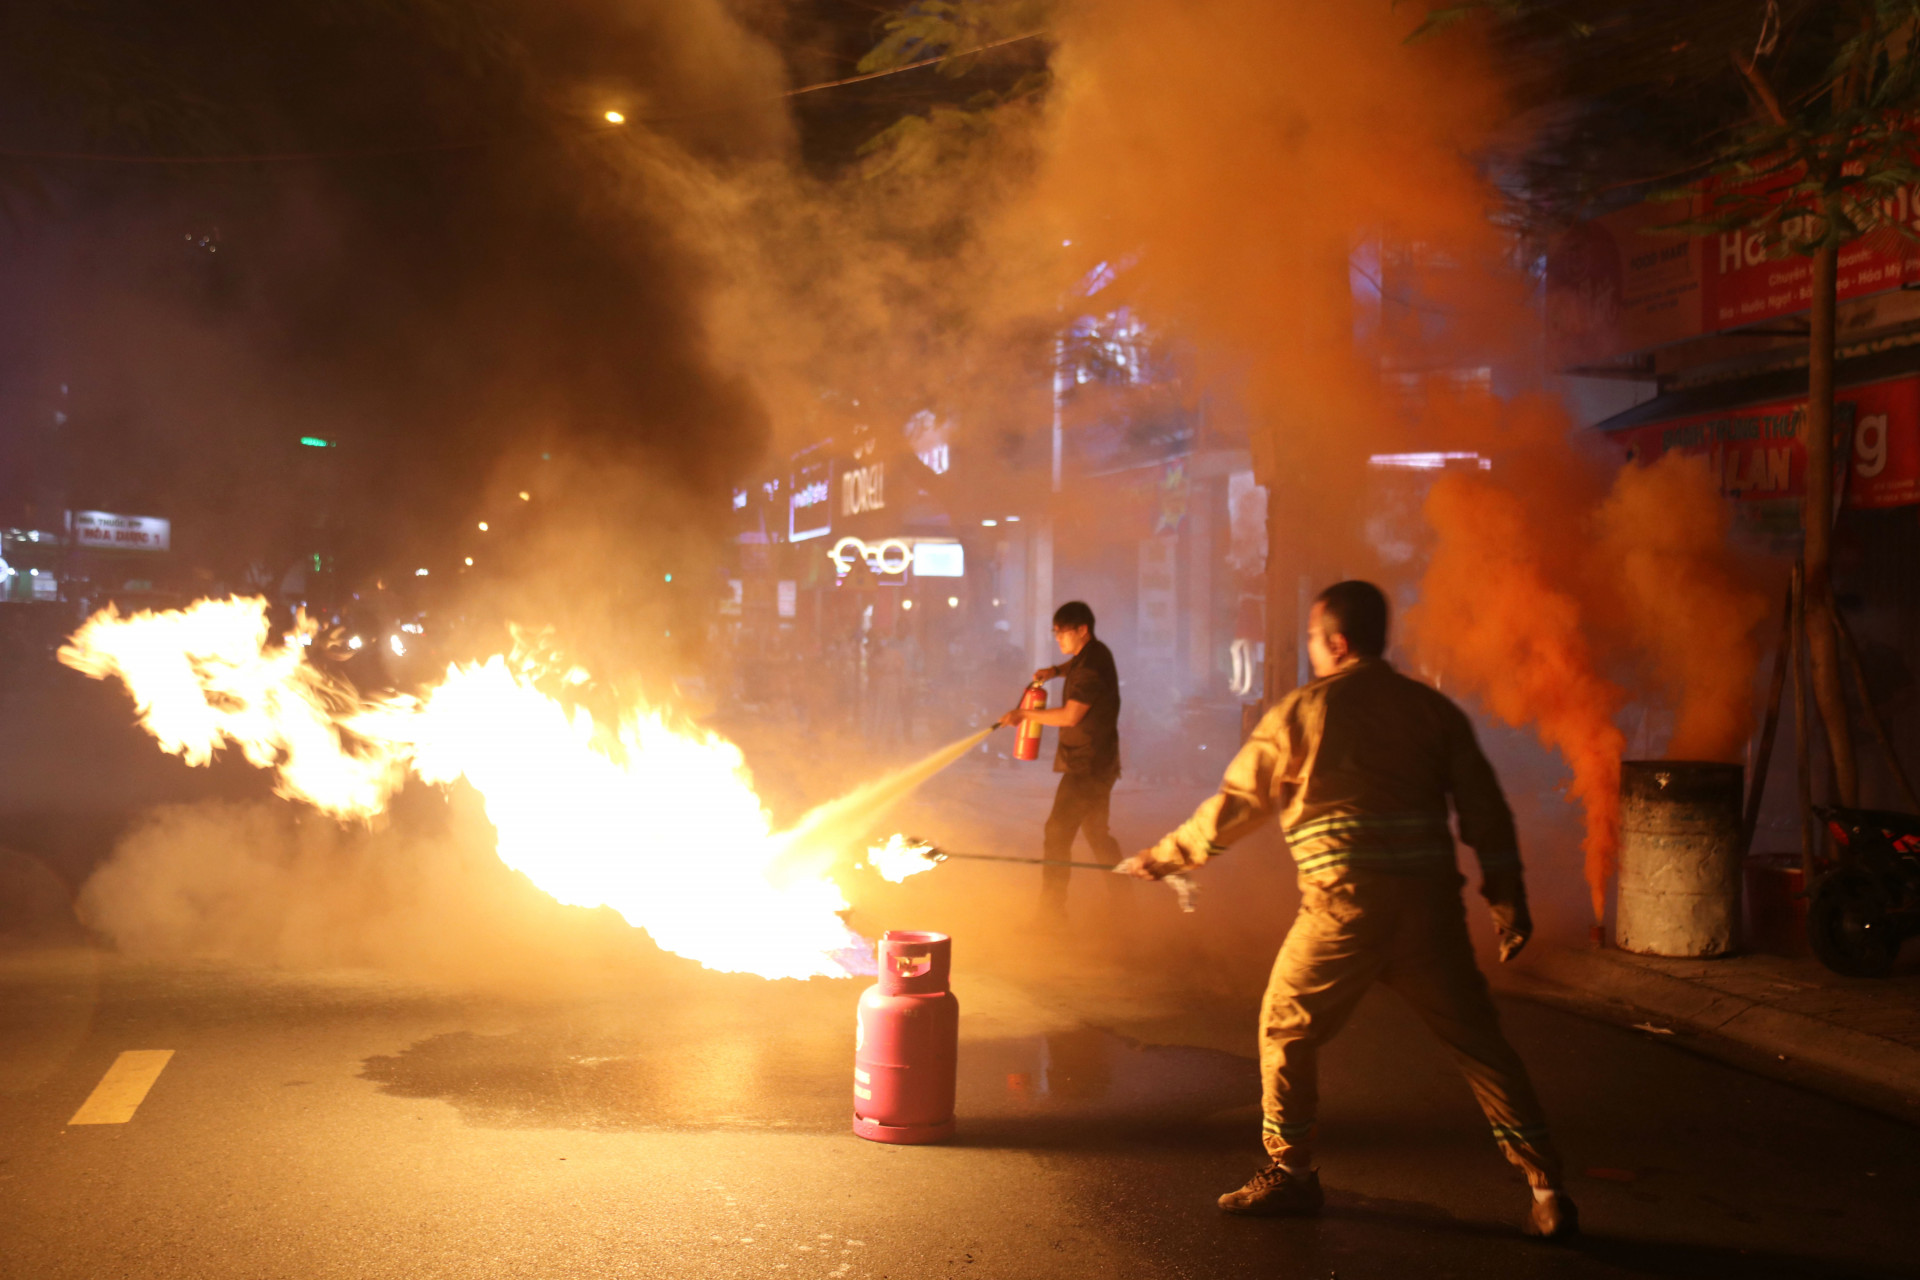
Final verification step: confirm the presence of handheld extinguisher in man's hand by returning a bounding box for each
[1012,681,1046,761]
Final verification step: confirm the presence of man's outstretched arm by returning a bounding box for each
[1122,697,1299,879]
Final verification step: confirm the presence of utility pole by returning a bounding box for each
[1032,333,1065,669]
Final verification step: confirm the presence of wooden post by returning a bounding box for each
[1834,609,1920,813]
[1738,582,1795,861]
[1802,228,1859,806]
[1790,564,1818,883]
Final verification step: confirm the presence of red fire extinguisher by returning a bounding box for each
[1013,682,1047,762]
[854,930,958,1144]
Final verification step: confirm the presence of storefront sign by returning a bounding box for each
[841,462,885,516]
[910,540,964,577]
[1610,375,1920,510]
[1548,181,1920,363]
[1711,226,1920,333]
[829,536,913,576]
[905,409,952,475]
[69,510,170,551]
[790,460,832,542]
[828,535,962,578]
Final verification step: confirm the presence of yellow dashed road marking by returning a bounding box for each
[69,1051,175,1125]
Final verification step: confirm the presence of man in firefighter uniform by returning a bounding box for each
[1120,580,1576,1238]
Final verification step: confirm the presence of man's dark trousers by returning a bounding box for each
[1042,770,1123,910]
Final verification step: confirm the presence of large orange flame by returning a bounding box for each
[59,596,875,979]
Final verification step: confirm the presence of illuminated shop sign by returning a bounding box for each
[830,536,911,576]
[841,462,885,516]
[911,540,964,577]
[827,537,964,578]
[69,510,170,552]
[790,461,832,542]
[904,409,952,475]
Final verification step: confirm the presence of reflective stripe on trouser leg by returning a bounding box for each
[1259,885,1387,1164]
[1378,881,1564,1191]
[1260,1116,1315,1163]
[1488,1123,1560,1191]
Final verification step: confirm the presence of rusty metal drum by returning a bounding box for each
[1615,761,1745,957]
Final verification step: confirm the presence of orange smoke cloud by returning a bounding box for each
[1594,452,1774,763]
[1028,0,1512,482]
[1407,448,1627,922]
[1407,422,1771,919]
[1021,3,1770,920]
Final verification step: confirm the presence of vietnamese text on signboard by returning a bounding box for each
[1548,179,1920,364]
[1611,375,1920,511]
[70,510,171,552]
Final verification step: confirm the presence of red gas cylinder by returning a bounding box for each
[853,930,959,1144]
[1013,683,1047,762]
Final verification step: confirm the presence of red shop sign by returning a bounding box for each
[1613,375,1920,510]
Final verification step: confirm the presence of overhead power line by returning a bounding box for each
[0,31,1050,166]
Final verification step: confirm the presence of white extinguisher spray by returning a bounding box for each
[1013,681,1047,762]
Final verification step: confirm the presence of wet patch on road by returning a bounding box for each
[362,1021,1258,1139]
[361,1023,853,1132]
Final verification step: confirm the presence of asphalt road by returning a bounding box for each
[4,933,1918,1280]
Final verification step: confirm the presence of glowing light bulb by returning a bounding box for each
[947,597,959,608]
[478,521,489,531]
[464,557,474,566]
[604,110,625,124]
[901,599,913,611]
[518,491,530,501]
[415,568,429,577]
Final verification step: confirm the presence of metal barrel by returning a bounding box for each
[1615,760,1745,957]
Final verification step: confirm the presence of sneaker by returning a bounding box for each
[1524,1189,1580,1239]
[1217,1163,1324,1217]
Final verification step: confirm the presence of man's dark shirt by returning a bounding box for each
[1056,637,1121,779]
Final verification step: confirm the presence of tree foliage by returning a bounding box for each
[1430,1,1920,249]
[855,1,1051,77]
[851,1,1051,183]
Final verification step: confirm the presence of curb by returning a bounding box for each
[1491,945,1920,1128]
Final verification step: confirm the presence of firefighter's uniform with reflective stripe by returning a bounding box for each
[1150,657,1562,1190]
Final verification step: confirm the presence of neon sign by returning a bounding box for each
[829,536,914,576]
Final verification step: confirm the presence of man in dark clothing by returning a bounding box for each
[998,601,1123,915]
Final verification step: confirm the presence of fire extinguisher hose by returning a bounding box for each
[931,848,1118,872]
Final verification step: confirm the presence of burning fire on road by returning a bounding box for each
[59,595,967,981]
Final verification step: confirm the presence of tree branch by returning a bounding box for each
[1732,49,1789,125]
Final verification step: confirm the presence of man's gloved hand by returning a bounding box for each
[1481,868,1533,963]
[1118,840,1186,881]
